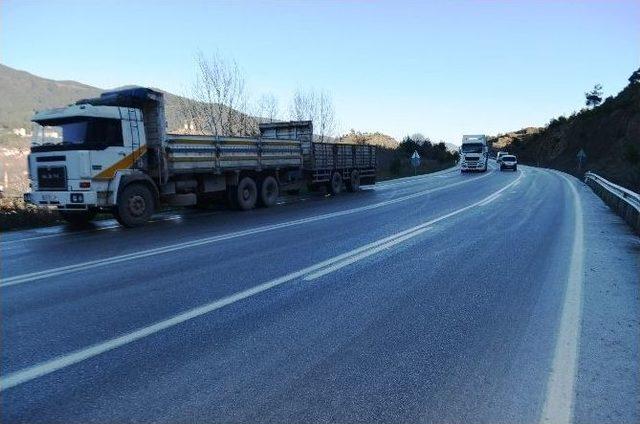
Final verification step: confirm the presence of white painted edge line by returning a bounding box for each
[539,172,584,424]
[1,170,494,288]
[0,171,523,391]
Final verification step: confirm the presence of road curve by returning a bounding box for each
[1,164,638,423]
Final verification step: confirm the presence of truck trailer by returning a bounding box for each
[24,87,376,227]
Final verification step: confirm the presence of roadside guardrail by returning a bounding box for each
[584,171,640,235]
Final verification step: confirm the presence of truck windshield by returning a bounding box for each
[461,143,484,153]
[32,118,123,149]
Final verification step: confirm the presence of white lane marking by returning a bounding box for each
[0,171,522,392]
[539,172,584,424]
[304,227,432,280]
[477,191,502,207]
[1,171,494,288]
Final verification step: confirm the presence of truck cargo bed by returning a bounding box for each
[259,121,377,185]
[165,134,302,173]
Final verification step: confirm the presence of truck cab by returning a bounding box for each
[26,103,147,219]
[459,134,488,173]
[25,88,167,226]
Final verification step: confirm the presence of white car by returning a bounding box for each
[500,155,518,171]
[496,151,509,163]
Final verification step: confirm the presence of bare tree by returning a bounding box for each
[178,51,253,136]
[289,88,335,142]
[257,93,279,123]
[316,90,335,142]
[289,89,317,121]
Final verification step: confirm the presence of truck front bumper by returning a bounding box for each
[461,162,486,170]
[24,191,98,210]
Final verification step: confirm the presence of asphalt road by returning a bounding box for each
[1,164,638,423]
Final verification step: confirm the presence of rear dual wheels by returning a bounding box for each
[328,172,342,195]
[258,176,279,207]
[346,170,360,192]
[234,177,258,211]
[229,176,279,211]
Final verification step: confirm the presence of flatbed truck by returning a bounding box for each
[24,87,376,227]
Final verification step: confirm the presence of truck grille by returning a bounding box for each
[37,166,67,190]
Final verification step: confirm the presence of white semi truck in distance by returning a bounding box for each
[24,87,377,227]
[459,134,489,173]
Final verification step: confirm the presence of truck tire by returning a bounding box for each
[59,209,97,227]
[116,183,155,227]
[347,170,360,192]
[235,177,257,211]
[259,176,279,207]
[328,172,342,195]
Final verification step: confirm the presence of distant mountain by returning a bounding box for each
[0,64,102,129]
[0,64,249,134]
[488,71,640,191]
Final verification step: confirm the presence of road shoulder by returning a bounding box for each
[574,178,640,423]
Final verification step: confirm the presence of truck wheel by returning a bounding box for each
[236,177,257,211]
[116,183,155,227]
[59,209,97,227]
[347,170,360,192]
[259,176,279,207]
[328,172,342,195]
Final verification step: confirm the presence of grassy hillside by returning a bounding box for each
[0,64,102,129]
[489,72,640,192]
[0,64,254,133]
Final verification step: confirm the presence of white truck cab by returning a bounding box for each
[25,88,162,226]
[460,134,488,173]
[27,105,146,213]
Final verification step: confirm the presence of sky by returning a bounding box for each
[1,0,639,144]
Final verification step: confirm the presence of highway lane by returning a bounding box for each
[1,165,638,423]
[0,165,483,277]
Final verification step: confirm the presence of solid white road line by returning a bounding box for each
[1,170,494,288]
[303,228,430,281]
[0,172,522,391]
[539,172,585,424]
